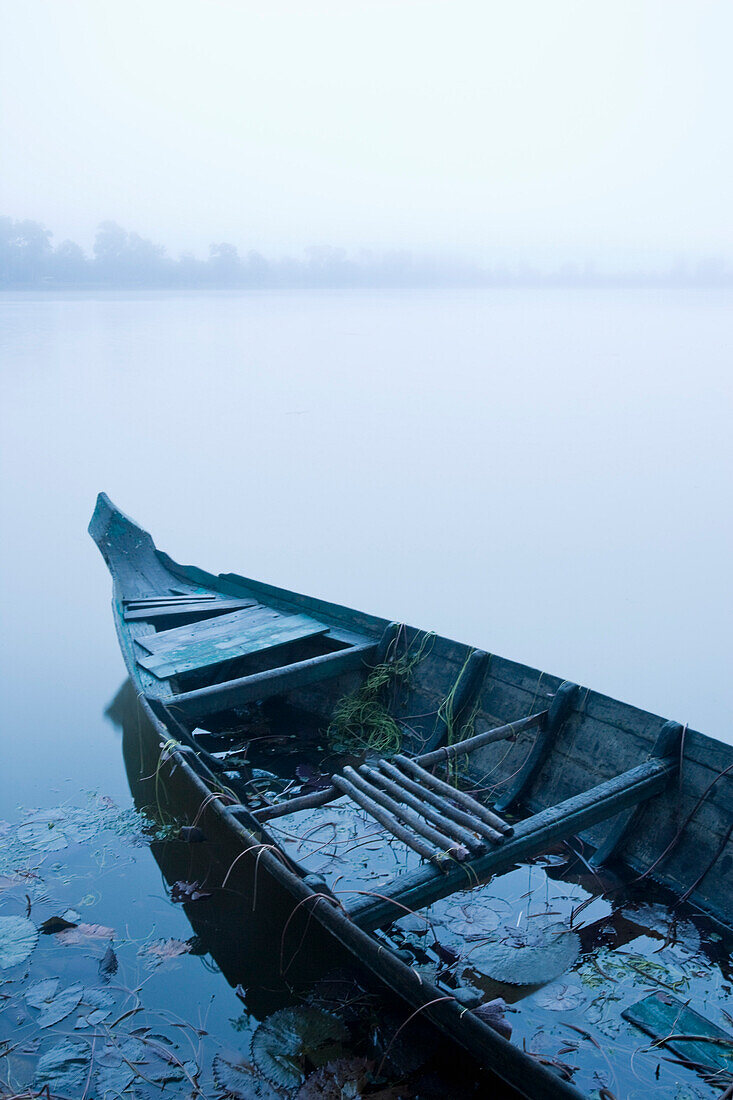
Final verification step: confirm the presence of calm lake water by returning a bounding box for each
[1,288,731,1097]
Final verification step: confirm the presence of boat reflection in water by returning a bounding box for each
[111,679,499,1098]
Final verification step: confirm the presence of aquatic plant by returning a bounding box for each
[327,630,434,756]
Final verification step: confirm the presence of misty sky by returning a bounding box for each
[2,1,732,263]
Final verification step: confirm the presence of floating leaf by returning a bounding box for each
[0,915,38,969]
[38,981,84,1028]
[477,919,580,986]
[213,1052,284,1098]
[171,880,212,903]
[533,981,587,1011]
[435,896,502,939]
[99,943,118,981]
[622,903,702,955]
[35,1038,91,1095]
[41,915,78,934]
[471,998,512,1040]
[83,987,115,1010]
[296,1057,372,1099]
[295,765,333,793]
[395,913,431,936]
[95,1035,147,1096]
[55,921,115,945]
[251,1007,349,1089]
[75,1008,112,1028]
[25,977,60,1008]
[139,937,192,968]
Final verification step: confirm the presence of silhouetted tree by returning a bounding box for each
[53,240,89,283]
[0,217,53,285]
[208,242,243,284]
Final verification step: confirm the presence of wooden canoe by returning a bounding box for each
[90,493,733,1099]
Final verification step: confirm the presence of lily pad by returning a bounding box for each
[477,918,580,986]
[533,981,587,1011]
[251,1007,349,1089]
[0,915,38,969]
[37,981,84,1027]
[95,1035,148,1097]
[25,977,60,1008]
[35,1038,91,1095]
[213,1052,284,1098]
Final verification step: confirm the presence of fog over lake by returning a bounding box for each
[1,287,731,809]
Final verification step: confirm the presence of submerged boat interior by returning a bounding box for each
[91,493,733,1098]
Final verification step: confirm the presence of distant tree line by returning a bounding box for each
[1,215,731,289]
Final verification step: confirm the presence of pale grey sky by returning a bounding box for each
[2,1,731,263]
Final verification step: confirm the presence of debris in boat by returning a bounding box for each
[0,914,38,968]
[476,917,580,986]
[250,1006,349,1089]
[623,991,733,1074]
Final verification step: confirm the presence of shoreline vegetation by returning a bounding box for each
[2,215,732,291]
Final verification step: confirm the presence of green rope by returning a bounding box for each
[327,630,435,756]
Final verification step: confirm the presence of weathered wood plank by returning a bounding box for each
[622,992,733,1074]
[590,721,683,866]
[136,605,279,654]
[124,594,217,607]
[171,642,378,718]
[124,598,256,622]
[346,757,676,930]
[137,613,329,680]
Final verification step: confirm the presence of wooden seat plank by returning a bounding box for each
[124,598,256,622]
[137,612,330,680]
[137,605,281,655]
[170,641,378,717]
[124,595,217,607]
